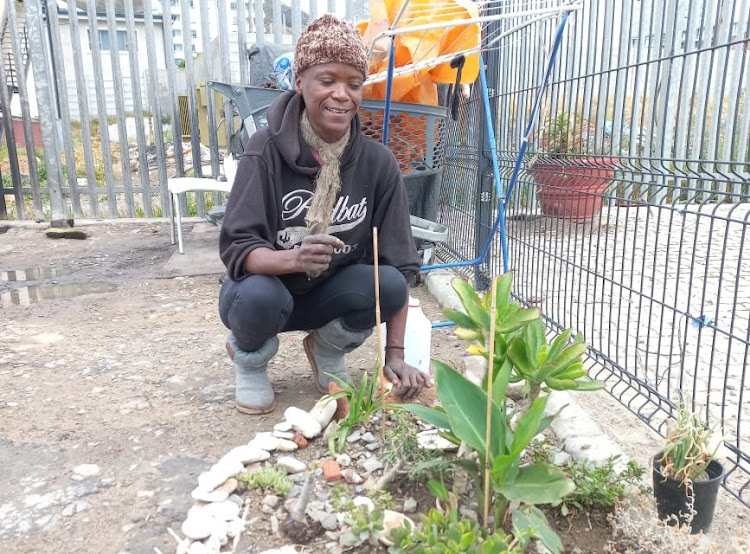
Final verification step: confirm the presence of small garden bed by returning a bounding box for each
[167,273,738,554]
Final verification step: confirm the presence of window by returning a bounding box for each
[172,29,181,37]
[98,30,127,51]
[191,30,198,39]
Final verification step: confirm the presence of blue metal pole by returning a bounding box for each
[382,37,397,146]
[504,10,571,205]
[478,54,509,272]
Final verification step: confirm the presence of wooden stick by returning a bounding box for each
[483,275,499,528]
[373,227,387,441]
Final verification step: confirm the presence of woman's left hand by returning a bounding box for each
[383,358,431,400]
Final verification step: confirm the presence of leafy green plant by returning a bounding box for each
[371,488,395,511]
[558,456,646,515]
[446,274,604,406]
[536,112,602,156]
[237,467,292,496]
[327,369,383,455]
[658,404,721,484]
[383,410,440,479]
[400,272,608,553]
[339,505,385,548]
[388,507,526,554]
[331,487,385,548]
[404,361,572,553]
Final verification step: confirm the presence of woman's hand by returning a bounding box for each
[383,358,432,400]
[296,234,344,274]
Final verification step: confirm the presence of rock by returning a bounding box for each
[322,460,341,481]
[201,500,240,521]
[187,541,209,554]
[365,442,380,451]
[417,429,459,451]
[273,430,295,440]
[73,464,101,478]
[217,477,238,495]
[335,454,351,467]
[461,355,487,387]
[284,407,322,439]
[249,432,280,452]
[270,514,279,535]
[220,445,270,466]
[208,518,230,542]
[277,456,307,474]
[181,513,214,541]
[353,496,374,512]
[292,431,308,448]
[361,432,377,443]
[197,458,244,492]
[459,506,478,521]
[274,421,293,433]
[361,456,383,473]
[340,468,363,485]
[403,497,417,513]
[309,396,337,429]
[45,228,88,240]
[346,430,361,443]
[258,546,300,554]
[262,494,280,510]
[320,513,338,531]
[380,510,415,547]
[553,451,572,466]
[191,487,229,503]
[275,438,299,452]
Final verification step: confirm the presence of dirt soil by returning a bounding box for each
[1,221,745,554]
[0,221,470,554]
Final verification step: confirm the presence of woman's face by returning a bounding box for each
[295,62,364,143]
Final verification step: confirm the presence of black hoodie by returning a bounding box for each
[219,91,420,295]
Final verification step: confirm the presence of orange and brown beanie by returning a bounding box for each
[293,14,369,78]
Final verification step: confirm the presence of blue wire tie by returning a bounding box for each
[691,315,714,328]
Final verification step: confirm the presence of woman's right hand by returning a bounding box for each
[297,234,344,274]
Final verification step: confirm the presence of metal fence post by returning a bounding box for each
[473,7,502,290]
[25,0,67,224]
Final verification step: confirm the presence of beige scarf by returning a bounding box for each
[300,109,351,235]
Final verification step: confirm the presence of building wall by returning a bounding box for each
[57,12,167,119]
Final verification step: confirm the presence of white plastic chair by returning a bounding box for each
[168,155,238,254]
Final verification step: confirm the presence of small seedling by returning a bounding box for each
[559,456,646,516]
[327,369,383,455]
[388,507,526,553]
[237,466,293,496]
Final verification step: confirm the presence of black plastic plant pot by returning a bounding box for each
[652,454,724,534]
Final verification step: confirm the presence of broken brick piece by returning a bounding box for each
[322,459,341,481]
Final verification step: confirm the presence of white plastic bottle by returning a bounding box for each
[380,296,432,374]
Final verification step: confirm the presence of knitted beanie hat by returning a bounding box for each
[293,14,369,78]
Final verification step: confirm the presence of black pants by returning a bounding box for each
[219,264,408,352]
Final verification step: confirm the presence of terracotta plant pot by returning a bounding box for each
[652,454,724,534]
[531,157,619,222]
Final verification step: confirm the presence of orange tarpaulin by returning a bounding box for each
[357,0,481,106]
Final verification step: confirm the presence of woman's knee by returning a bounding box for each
[219,275,293,335]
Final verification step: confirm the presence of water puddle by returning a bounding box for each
[0,267,64,282]
[1,282,117,307]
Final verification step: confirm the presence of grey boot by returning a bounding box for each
[303,318,372,394]
[226,333,279,415]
